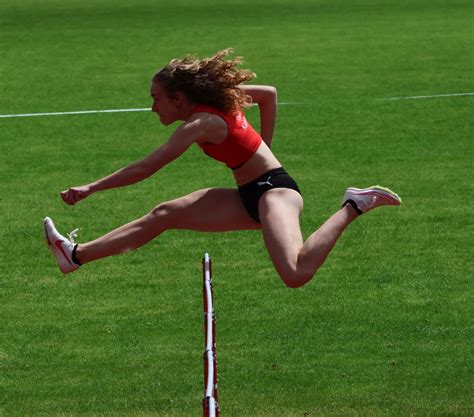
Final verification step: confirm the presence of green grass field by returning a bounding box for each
[1,0,472,416]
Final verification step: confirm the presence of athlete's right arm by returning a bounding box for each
[61,116,213,206]
[239,84,277,147]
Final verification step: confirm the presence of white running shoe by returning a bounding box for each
[342,186,401,215]
[44,217,81,274]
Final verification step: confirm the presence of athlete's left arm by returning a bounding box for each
[86,117,207,191]
[239,84,277,147]
[60,115,219,205]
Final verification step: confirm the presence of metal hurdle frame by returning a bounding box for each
[202,253,219,417]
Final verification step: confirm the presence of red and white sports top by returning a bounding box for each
[192,104,262,170]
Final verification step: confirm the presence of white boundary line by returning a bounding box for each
[0,102,304,119]
[1,94,471,119]
[378,92,474,101]
[0,108,150,119]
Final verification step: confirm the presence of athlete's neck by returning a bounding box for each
[178,100,197,121]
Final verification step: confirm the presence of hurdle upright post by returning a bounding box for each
[202,253,219,417]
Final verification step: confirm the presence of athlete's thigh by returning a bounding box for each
[160,188,260,232]
[258,188,304,276]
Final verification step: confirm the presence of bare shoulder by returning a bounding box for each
[186,112,228,144]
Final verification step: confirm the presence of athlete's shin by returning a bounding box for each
[289,205,358,288]
[75,208,171,264]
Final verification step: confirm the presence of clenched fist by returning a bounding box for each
[61,185,93,205]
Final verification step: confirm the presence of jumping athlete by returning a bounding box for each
[44,49,401,288]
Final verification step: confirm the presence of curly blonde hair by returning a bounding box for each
[152,48,256,113]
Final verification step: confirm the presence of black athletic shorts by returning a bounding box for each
[237,167,301,223]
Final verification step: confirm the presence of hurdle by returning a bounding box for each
[202,253,220,417]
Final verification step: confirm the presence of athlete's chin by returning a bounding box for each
[159,116,177,126]
[160,118,173,126]
[156,114,169,125]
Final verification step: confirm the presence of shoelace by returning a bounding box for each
[67,228,79,244]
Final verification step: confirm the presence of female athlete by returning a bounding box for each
[44,49,401,288]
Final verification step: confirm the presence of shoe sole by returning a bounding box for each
[346,185,402,205]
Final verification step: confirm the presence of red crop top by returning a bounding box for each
[192,104,262,169]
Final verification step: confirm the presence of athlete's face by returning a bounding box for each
[150,82,180,125]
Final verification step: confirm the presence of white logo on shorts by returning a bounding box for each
[257,177,273,187]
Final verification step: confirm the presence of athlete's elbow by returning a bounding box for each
[266,86,277,103]
[255,86,277,105]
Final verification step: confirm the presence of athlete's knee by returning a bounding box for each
[150,201,169,216]
[148,202,177,228]
[279,267,315,289]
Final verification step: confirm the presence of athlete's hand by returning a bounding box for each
[61,185,93,206]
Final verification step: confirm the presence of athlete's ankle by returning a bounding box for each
[343,203,359,219]
[72,244,83,266]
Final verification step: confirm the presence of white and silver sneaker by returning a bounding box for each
[342,186,401,215]
[44,217,81,274]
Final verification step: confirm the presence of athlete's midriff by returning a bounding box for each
[192,104,262,169]
[232,142,282,186]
